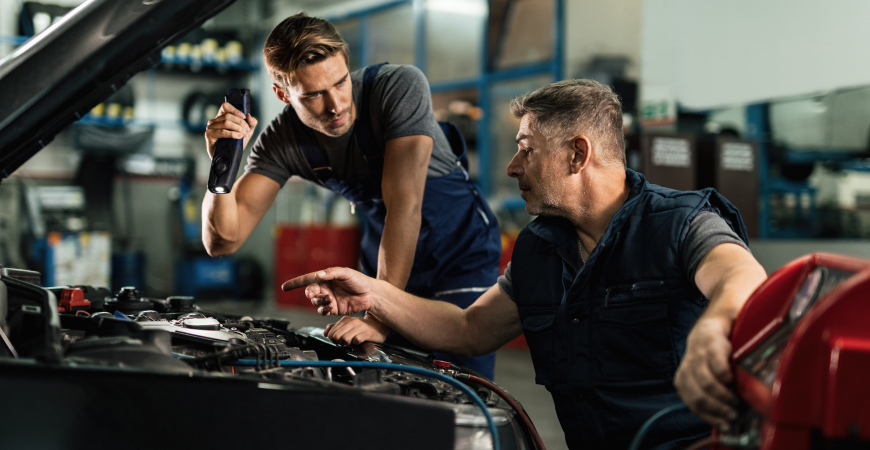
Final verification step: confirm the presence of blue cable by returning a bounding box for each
[628,403,688,450]
[230,359,500,450]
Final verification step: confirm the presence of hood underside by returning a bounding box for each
[0,0,237,179]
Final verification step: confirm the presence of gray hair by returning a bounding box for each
[510,79,625,166]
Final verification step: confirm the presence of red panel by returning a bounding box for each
[772,271,870,428]
[729,253,870,450]
[735,369,772,415]
[761,424,811,450]
[732,253,870,360]
[273,225,360,308]
[823,337,870,439]
[731,255,812,360]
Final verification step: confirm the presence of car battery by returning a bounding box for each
[723,253,870,449]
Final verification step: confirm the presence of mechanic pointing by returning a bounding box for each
[284,80,769,449]
[202,13,501,379]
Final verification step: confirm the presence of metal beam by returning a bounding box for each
[413,0,426,74]
[324,0,411,23]
[553,0,564,80]
[746,103,769,238]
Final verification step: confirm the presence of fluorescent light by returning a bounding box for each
[426,0,487,16]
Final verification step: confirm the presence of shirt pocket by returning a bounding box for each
[597,281,677,382]
[520,306,559,386]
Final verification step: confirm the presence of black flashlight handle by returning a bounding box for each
[208,88,251,194]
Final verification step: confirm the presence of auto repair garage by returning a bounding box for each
[1,1,870,449]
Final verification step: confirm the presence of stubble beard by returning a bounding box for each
[525,181,565,217]
[313,113,352,137]
[298,102,354,137]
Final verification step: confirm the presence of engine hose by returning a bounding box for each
[230,360,500,450]
[628,404,693,450]
[457,374,546,450]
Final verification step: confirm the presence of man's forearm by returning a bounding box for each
[201,172,281,257]
[702,264,767,326]
[367,280,484,356]
[378,134,430,290]
[201,191,242,256]
[676,244,768,427]
[376,204,421,290]
[694,243,768,327]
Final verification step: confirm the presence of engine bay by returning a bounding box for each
[0,267,534,450]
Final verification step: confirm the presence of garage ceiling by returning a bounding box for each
[282,0,389,14]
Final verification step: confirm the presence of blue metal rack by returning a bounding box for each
[0,35,30,46]
[326,0,565,198]
[745,103,770,238]
[745,103,844,239]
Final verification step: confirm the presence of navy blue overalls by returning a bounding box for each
[287,63,502,379]
[511,169,748,449]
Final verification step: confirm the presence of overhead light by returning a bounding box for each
[425,0,487,16]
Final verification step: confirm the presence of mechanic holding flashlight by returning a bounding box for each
[284,80,769,449]
[201,12,501,380]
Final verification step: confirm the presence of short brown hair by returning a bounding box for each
[511,79,625,166]
[263,12,350,87]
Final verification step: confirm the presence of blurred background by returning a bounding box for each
[4,1,870,447]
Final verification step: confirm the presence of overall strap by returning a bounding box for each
[288,104,333,182]
[438,120,469,171]
[355,62,388,162]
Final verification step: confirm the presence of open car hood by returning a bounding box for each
[0,0,237,180]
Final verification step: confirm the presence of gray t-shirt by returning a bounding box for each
[497,211,748,300]
[244,64,456,186]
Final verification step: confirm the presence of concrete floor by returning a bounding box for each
[491,346,569,450]
[203,299,569,450]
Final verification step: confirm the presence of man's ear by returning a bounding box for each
[272,84,292,105]
[570,135,592,173]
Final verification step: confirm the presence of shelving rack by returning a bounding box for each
[0,34,259,132]
[324,0,565,199]
[745,102,870,238]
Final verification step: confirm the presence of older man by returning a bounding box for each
[284,79,767,449]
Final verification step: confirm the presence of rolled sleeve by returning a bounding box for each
[497,262,515,302]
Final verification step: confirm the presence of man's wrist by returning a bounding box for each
[703,302,742,323]
[695,312,734,338]
[367,279,388,318]
[362,312,391,330]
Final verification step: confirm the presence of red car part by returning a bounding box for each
[57,288,90,314]
[724,253,870,450]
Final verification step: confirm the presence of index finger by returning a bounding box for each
[282,272,320,291]
[218,101,247,120]
[281,267,358,291]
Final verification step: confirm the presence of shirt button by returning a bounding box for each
[571,318,580,326]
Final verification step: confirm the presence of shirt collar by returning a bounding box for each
[526,168,647,247]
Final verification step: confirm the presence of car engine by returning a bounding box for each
[0,267,538,450]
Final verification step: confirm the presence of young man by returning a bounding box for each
[283,80,769,449]
[202,13,501,379]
